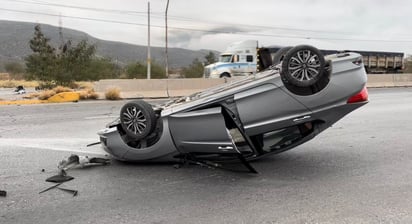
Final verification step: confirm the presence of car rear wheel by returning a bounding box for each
[120,100,156,140]
[281,45,325,87]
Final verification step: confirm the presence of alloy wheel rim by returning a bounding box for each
[122,106,147,134]
[288,50,321,82]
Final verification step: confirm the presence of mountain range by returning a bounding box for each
[0,20,217,71]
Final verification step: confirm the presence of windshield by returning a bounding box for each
[219,54,233,63]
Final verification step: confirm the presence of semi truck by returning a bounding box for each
[203,40,404,78]
[203,40,259,78]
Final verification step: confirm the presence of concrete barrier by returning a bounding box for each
[393,74,412,87]
[94,74,412,99]
[366,74,395,88]
[94,78,229,98]
[94,79,169,98]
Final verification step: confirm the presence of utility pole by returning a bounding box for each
[165,0,169,78]
[58,13,64,53]
[147,1,151,79]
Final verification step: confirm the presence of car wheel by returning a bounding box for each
[120,100,156,140]
[220,72,230,78]
[272,46,292,65]
[281,45,325,87]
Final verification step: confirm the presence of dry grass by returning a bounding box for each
[79,88,99,100]
[0,80,39,88]
[105,88,121,100]
[23,92,40,99]
[52,86,73,94]
[38,90,56,100]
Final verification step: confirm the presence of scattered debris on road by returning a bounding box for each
[40,154,110,197]
[14,86,26,94]
[58,154,110,171]
[57,187,78,197]
[46,170,74,183]
[39,183,62,194]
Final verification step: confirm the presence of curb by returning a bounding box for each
[0,92,80,106]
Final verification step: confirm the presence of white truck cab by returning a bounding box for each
[204,40,258,78]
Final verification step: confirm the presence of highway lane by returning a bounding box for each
[1,88,412,224]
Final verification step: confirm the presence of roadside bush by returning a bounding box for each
[38,90,56,100]
[79,88,99,100]
[105,88,121,100]
[0,73,10,80]
[52,86,73,94]
[36,81,57,90]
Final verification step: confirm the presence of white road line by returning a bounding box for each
[0,138,107,155]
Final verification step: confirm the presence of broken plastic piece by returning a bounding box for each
[39,183,62,194]
[0,190,7,197]
[58,154,110,171]
[86,142,101,147]
[46,174,74,183]
[57,187,78,197]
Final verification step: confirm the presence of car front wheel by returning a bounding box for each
[120,100,156,140]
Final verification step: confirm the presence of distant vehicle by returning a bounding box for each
[204,40,259,78]
[98,45,368,171]
[204,40,404,78]
[317,49,404,74]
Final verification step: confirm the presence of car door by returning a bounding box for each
[234,83,312,136]
[168,107,235,154]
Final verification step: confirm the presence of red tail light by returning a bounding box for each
[347,87,368,103]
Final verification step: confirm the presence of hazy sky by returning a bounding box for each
[1,0,411,54]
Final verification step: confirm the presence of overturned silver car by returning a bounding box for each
[98,45,368,170]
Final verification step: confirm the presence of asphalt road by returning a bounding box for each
[1,88,412,224]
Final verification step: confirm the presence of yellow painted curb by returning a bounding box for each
[0,92,80,105]
[47,92,80,103]
[0,99,47,105]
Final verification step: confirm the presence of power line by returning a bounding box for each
[0,0,355,35]
[0,0,149,14]
[1,7,412,43]
[3,0,412,40]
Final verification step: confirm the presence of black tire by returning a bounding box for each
[120,100,156,140]
[220,72,230,78]
[281,45,325,87]
[272,46,292,65]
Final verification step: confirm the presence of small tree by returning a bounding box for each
[204,51,217,65]
[85,57,120,80]
[126,61,166,79]
[25,25,56,82]
[57,40,96,85]
[181,58,204,78]
[126,62,146,79]
[25,25,97,86]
